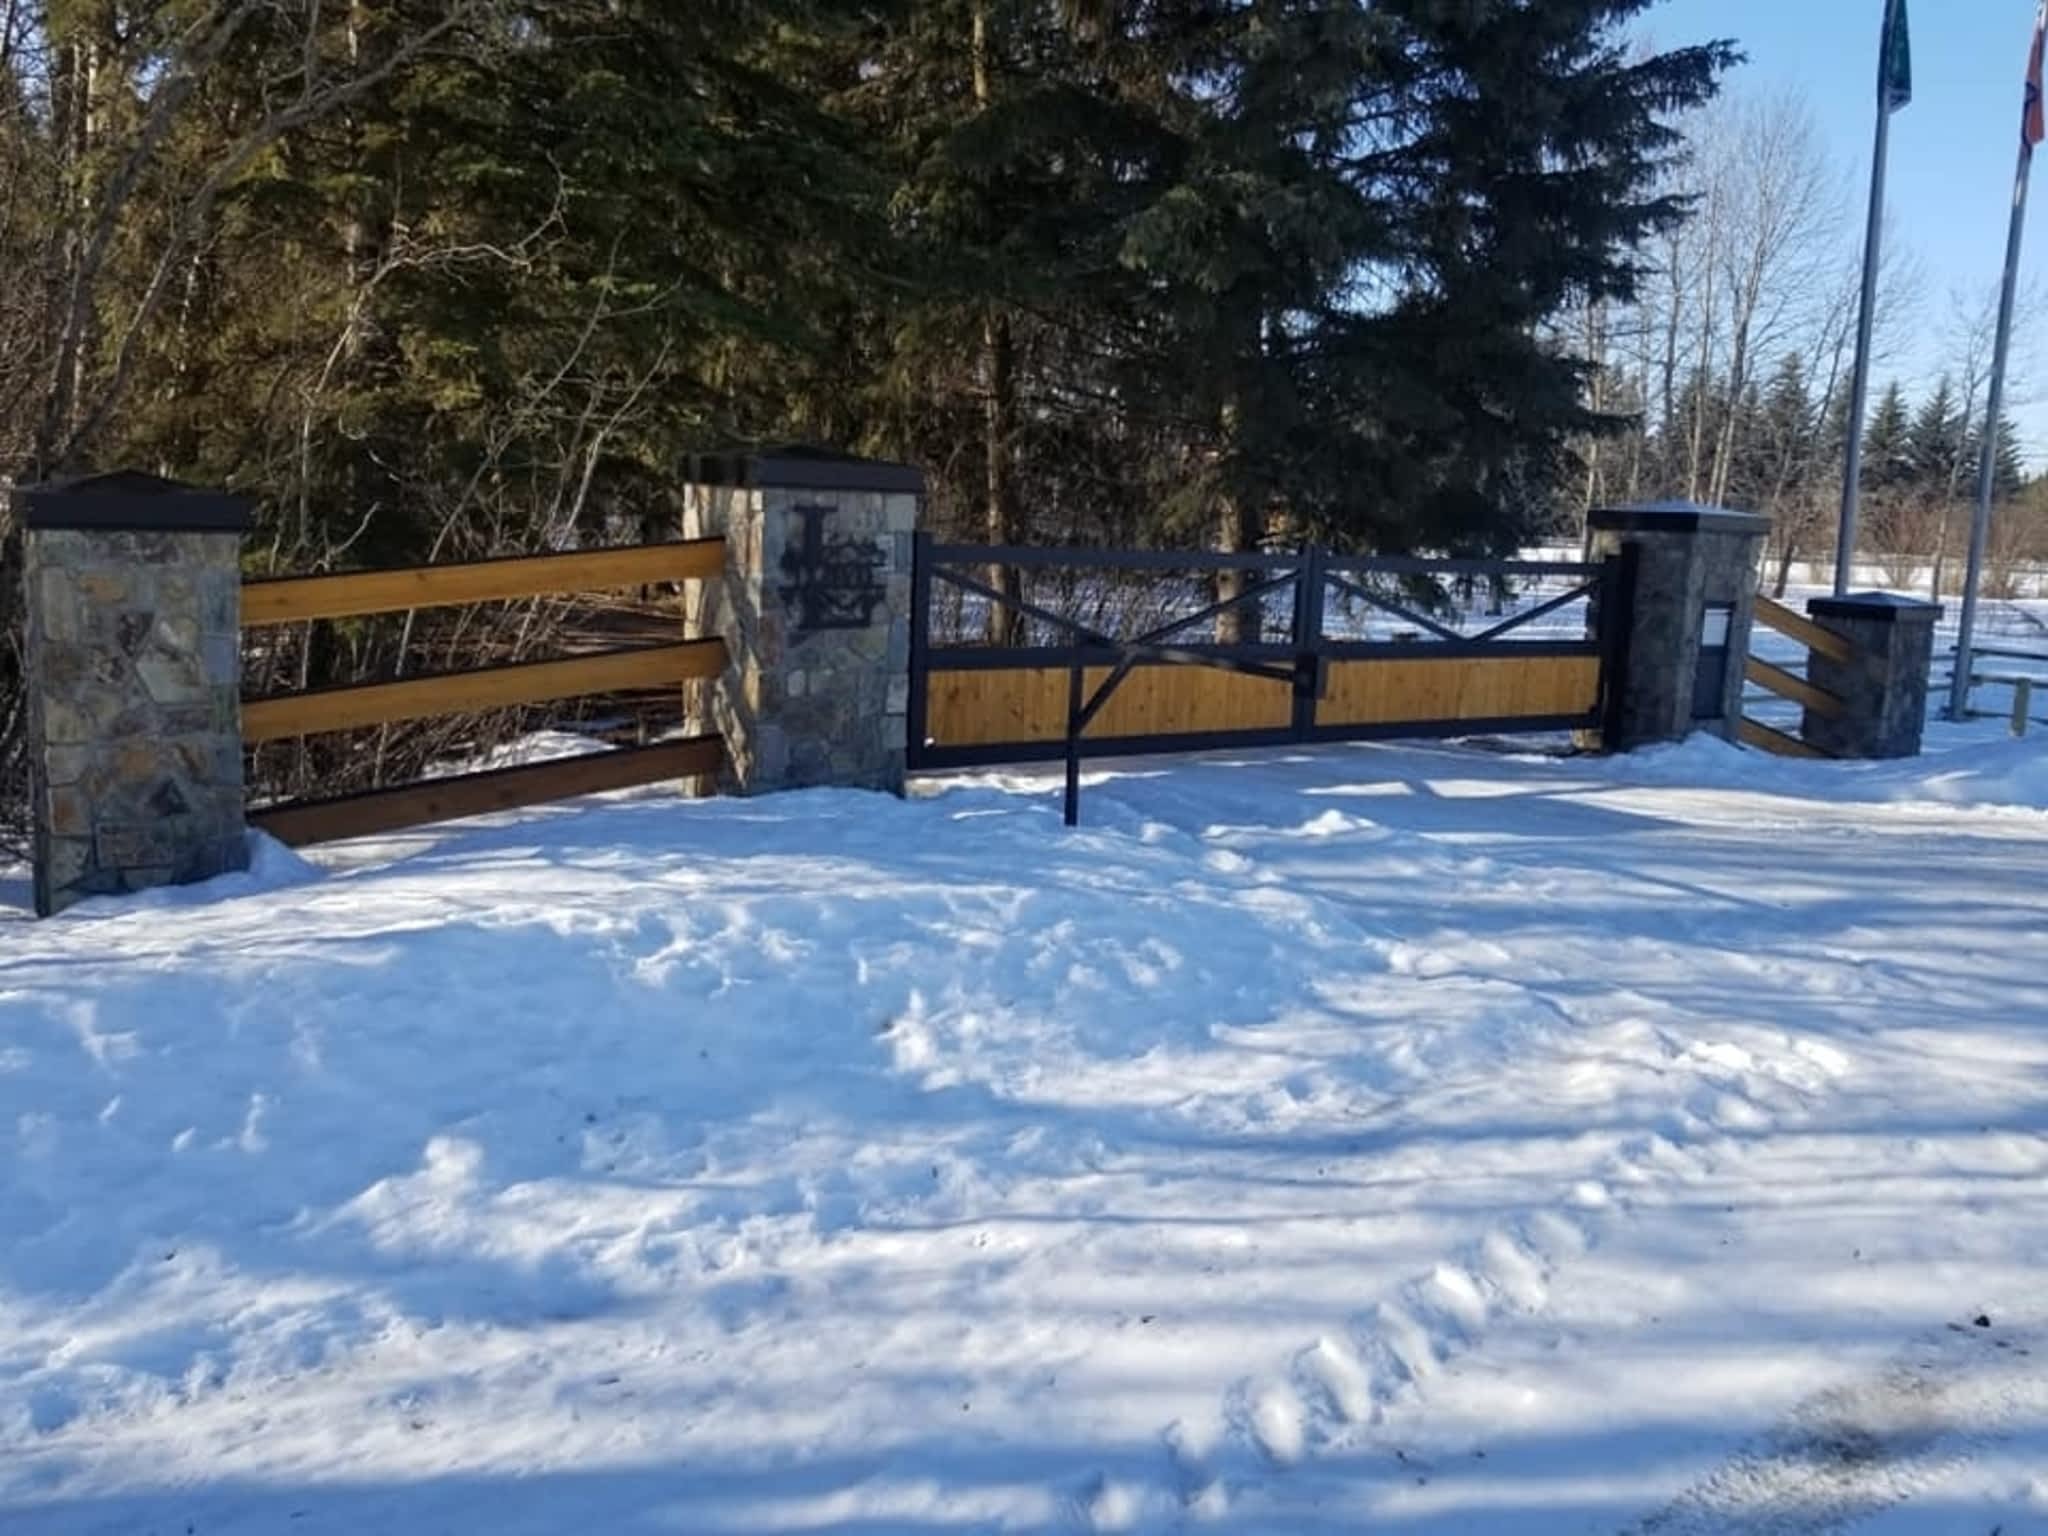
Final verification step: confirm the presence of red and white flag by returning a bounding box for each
[2027,1,2047,147]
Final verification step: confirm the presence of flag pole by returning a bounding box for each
[1836,0,1902,597]
[1950,79,2040,719]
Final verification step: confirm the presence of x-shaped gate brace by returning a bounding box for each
[1320,568,1604,646]
[927,560,1323,827]
[921,548,1611,827]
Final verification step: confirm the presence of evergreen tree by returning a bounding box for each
[1905,376,1965,497]
[1756,352,1813,495]
[1962,412,2028,504]
[822,0,1166,635]
[107,0,883,570]
[1752,352,1822,594]
[826,0,1733,635]
[1862,382,1913,490]
[1818,378,1855,470]
[1093,0,1735,597]
[1719,376,1768,510]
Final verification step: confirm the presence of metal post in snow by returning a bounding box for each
[1063,654,1084,827]
[1951,146,2038,719]
[1836,7,1899,598]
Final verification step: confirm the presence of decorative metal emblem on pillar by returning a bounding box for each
[779,503,888,632]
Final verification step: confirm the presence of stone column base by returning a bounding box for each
[682,450,921,796]
[1803,593,1941,759]
[18,473,252,916]
[1585,502,1771,750]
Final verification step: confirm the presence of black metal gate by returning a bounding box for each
[907,538,1630,821]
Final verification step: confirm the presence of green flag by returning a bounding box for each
[1883,0,1912,113]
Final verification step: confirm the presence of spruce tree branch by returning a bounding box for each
[35,0,264,470]
[57,0,486,472]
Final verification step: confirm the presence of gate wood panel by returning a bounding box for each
[929,662,1292,748]
[1316,654,1601,731]
[910,539,1618,771]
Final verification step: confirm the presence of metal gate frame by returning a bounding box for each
[907,536,1633,822]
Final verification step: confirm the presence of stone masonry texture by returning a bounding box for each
[1802,594,1941,759]
[1585,506,1770,751]
[25,527,248,915]
[682,477,918,796]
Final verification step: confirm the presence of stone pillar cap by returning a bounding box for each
[1587,500,1771,534]
[14,470,253,533]
[685,445,924,495]
[1808,591,1944,623]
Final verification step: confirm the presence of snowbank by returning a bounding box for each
[4,733,2047,1533]
[1592,721,2048,812]
[53,833,325,918]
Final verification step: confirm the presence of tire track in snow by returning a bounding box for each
[1621,1318,2048,1536]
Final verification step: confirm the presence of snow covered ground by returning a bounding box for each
[4,725,2048,1533]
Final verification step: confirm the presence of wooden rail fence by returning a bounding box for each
[1739,595,1852,759]
[242,538,726,846]
[242,642,722,744]
[241,540,724,625]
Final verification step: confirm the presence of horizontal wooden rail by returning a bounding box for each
[1737,716,1834,760]
[250,736,723,847]
[1752,594,1855,665]
[243,640,725,744]
[242,539,724,627]
[1745,656,1846,719]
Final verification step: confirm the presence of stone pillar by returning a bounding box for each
[1585,502,1771,751]
[18,473,252,917]
[1801,593,1942,759]
[681,449,921,795]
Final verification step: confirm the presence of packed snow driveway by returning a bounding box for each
[4,733,2048,1534]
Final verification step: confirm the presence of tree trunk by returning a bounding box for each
[34,34,98,474]
[1580,299,1604,516]
[982,310,1024,645]
[1930,503,1951,599]
[1657,232,1682,487]
[1214,490,1263,646]
[1685,251,1717,501]
[970,0,1023,646]
[339,0,397,549]
[1772,518,1800,598]
[1212,307,1265,647]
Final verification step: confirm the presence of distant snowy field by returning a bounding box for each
[5,723,2048,1532]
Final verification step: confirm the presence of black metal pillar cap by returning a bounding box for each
[1809,591,1944,624]
[1586,500,1771,535]
[686,445,924,496]
[14,470,254,533]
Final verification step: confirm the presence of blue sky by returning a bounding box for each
[1642,0,2046,459]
